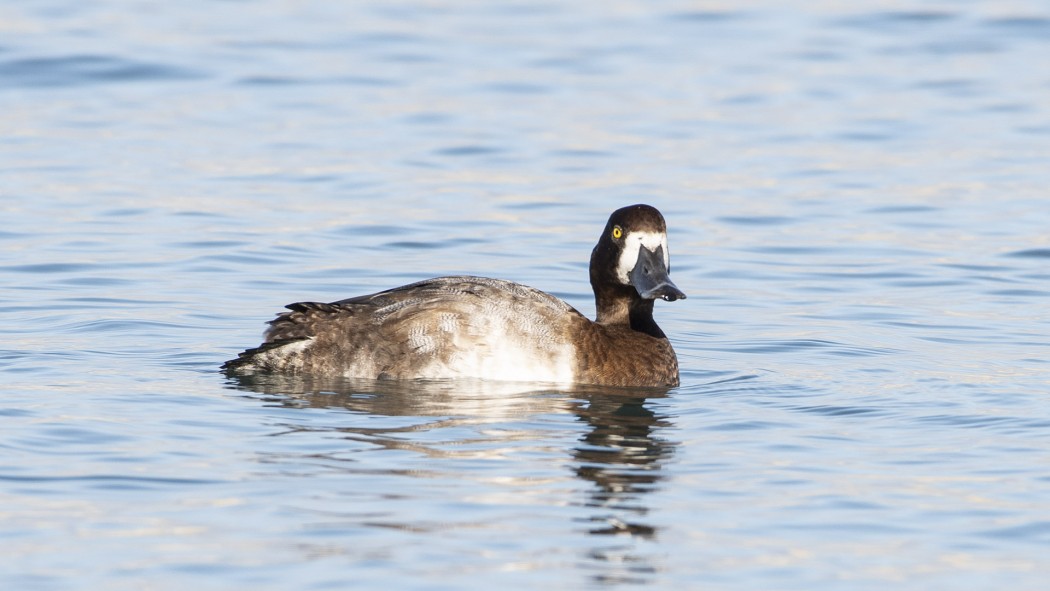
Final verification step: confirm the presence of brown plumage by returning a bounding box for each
[223,204,685,387]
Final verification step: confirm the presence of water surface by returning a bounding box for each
[2,1,1049,589]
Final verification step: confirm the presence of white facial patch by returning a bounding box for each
[616,231,669,284]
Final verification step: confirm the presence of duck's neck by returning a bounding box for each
[628,298,666,339]
[594,285,666,339]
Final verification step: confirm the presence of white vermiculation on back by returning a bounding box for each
[438,312,459,333]
[407,324,436,354]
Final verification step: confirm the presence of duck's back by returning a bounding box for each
[224,276,588,382]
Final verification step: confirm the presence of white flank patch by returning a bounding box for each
[481,339,575,383]
[409,310,577,384]
[616,230,669,284]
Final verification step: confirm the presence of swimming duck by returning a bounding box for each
[223,204,685,387]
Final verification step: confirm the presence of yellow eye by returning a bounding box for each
[612,226,623,240]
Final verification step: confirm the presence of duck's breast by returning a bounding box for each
[571,324,680,387]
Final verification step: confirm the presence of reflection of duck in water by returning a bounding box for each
[227,375,675,585]
[574,395,674,540]
[230,373,578,419]
[224,205,685,387]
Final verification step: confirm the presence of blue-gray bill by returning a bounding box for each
[630,245,686,302]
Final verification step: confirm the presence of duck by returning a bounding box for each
[222,204,686,387]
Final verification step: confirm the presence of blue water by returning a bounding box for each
[3,2,1050,589]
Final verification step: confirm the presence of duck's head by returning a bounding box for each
[591,204,686,309]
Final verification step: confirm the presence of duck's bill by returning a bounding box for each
[630,245,686,302]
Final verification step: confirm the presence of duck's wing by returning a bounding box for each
[223,276,588,381]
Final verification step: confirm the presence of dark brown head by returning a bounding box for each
[590,204,685,336]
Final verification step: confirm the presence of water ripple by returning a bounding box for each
[980,521,1050,544]
[983,16,1050,40]
[835,11,958,31]
[0,55,202,88]
[1006,248,1050,259]
[0,474,223,486]
[434,145,508,157]
[665,10,744,24]
[3,262,101,274]
[790,405,887,417]
[698,338,898,357]
[716,215,797,226]
[3,1,1050,589]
